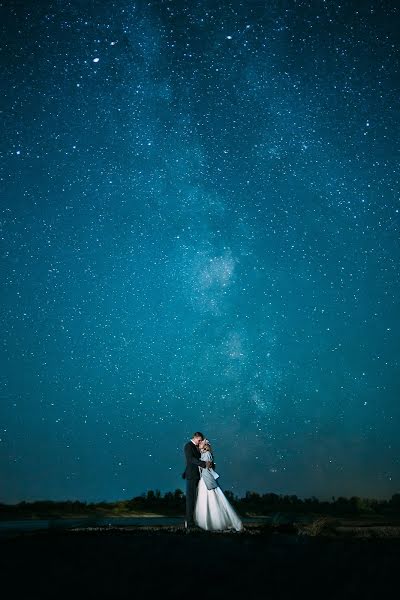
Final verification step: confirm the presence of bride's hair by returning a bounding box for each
[201,439,213,454]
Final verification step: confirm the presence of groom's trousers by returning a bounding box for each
[185,477,199,526]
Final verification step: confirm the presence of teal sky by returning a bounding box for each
[1,0,399,503]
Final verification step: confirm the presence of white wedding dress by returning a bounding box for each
[194,451,243,531]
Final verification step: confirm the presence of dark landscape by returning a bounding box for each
[1,491,399,598]
[2,520,399,599]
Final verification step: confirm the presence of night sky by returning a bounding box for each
[1,0,399,504]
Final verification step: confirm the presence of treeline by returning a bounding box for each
[235,491,400,516]
[1,491,400,518]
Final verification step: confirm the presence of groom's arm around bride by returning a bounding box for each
[182,441,212,479]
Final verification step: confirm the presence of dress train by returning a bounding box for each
[194,477,243,531]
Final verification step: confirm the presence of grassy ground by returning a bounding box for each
[1,523,398,599]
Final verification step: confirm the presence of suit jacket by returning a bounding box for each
[182,441,207,480]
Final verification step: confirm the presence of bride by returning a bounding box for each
[194,439,243,531]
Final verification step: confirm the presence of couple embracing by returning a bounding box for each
[182,431,243,531]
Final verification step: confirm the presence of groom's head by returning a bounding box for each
[191,432,204,446]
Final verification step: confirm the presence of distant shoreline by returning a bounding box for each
[0,511,169,520]
[2,490,399,523]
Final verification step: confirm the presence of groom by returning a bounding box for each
[182,431,212,528]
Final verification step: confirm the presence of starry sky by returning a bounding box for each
[1,0,399,504]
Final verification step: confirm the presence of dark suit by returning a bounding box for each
[182,441,207,527]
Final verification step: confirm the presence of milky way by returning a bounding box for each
[1,0,399,503]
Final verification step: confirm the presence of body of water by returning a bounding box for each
[0,515,275,538]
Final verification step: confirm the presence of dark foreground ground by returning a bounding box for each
[1,523,398,599]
